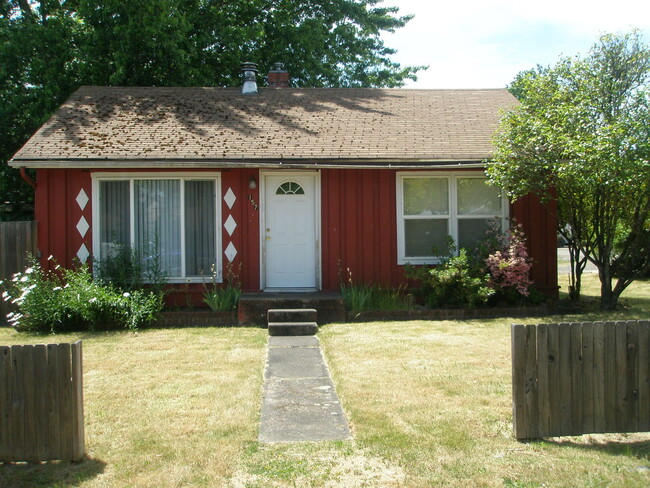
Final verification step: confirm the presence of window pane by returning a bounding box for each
[458,219,501,250]
[457,178,501,215]
[405,219,449,257]
[99,181,130,256]
[185,181,216,276]
[134,180,181,276]
[404,178,448,216]
[276,182,305,195]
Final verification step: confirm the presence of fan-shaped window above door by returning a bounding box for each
[276,181,305,195]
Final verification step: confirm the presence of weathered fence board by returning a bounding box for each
[512,320,650,440]
[639,323,650,433]
[0,221,38,322]
[0,341,84,462]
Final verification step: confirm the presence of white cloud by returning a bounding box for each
[381,0,650,88]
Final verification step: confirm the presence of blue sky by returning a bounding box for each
[381,0,650,89]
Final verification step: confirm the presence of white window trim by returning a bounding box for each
[91,172,222,283]
[396,171,509,265]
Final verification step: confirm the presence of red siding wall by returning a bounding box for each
[221,168,260,291]
[34,167,558,304]
[511,193,558,296]
[321,168,558,297]
[321,169,402,290]
[35,168,261,307]
[35,169,92,270]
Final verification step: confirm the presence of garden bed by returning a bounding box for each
[154,304,574,328]
[345,304,567,322]
[154,310,237,328]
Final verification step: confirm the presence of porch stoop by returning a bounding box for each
[267,309,318,336]
[237,292,345,327]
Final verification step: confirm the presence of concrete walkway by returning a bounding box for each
[259,336,351,443]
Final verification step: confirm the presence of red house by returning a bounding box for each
[9,67,557,307]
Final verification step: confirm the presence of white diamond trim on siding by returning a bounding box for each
[224,215,237,236]
[77,243,90,263]
[224,242,237,262]
[224,188,236,209]
[76,216,90,238]
[76,188,89,210]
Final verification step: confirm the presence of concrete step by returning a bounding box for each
[238,292,345,326]
[268,322,319,336]
[268,308,317,324]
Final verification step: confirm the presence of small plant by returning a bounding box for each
[338,261,413,312]
[340,283,373,312]
[94,239,168,295]
[2,257,163,333]
[203,262,242,312]
[485,224,534,302]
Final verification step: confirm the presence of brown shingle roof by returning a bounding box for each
[10,86,518,168]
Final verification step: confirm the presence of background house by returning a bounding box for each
[9,67,557,306]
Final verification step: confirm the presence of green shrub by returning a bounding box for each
[2,259,163,333]
[340,283,413,312]
[408,249,493,308]
[340,282,373,311]
[203,262,241,311]
[203,286,241,311]
[406,225,542,308]
[339,263,413,312]
[94,240,168,294]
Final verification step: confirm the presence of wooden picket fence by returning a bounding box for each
[511,320,650,440]
[0,221,38,321]
[0,341,85,462]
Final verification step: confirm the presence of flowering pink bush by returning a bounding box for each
[485,224,533,296]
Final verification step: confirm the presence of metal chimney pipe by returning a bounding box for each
[241,62,258,94]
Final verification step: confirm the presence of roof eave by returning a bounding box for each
[9,157,489,170]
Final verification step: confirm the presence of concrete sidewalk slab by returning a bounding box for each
[265,347,329,379]
[259,336,351,443]
[268,336,319,347]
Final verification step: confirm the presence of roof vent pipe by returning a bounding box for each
[241,62,258,94]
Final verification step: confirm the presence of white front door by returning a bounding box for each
[263,173,319,290]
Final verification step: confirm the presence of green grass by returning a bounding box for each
[1,274,649,487]
[0,327,268,487]
[319,274,650,487]
[556,272,650,319]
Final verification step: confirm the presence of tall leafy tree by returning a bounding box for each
[488,31,650,310]
[507,65,592,302]
[1,0,425,220]
[1,0,83,220]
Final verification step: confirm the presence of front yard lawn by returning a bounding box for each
[1,274,648,487]
[319,274,650,487]
[0,327,268,487]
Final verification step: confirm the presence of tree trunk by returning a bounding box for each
[567,243,588,301]
[598,266,618,310]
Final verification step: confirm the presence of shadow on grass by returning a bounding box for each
[0,456,106,487]
[543,438,650,461]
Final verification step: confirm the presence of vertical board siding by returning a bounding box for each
[31,167,559,296]
[0,221,38,321]
[0,341,84,462]
[511,194,558,297]
[321,169,402,290]
[220,169,260,291]
[512,321,650,440]
[34,169,92,271]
